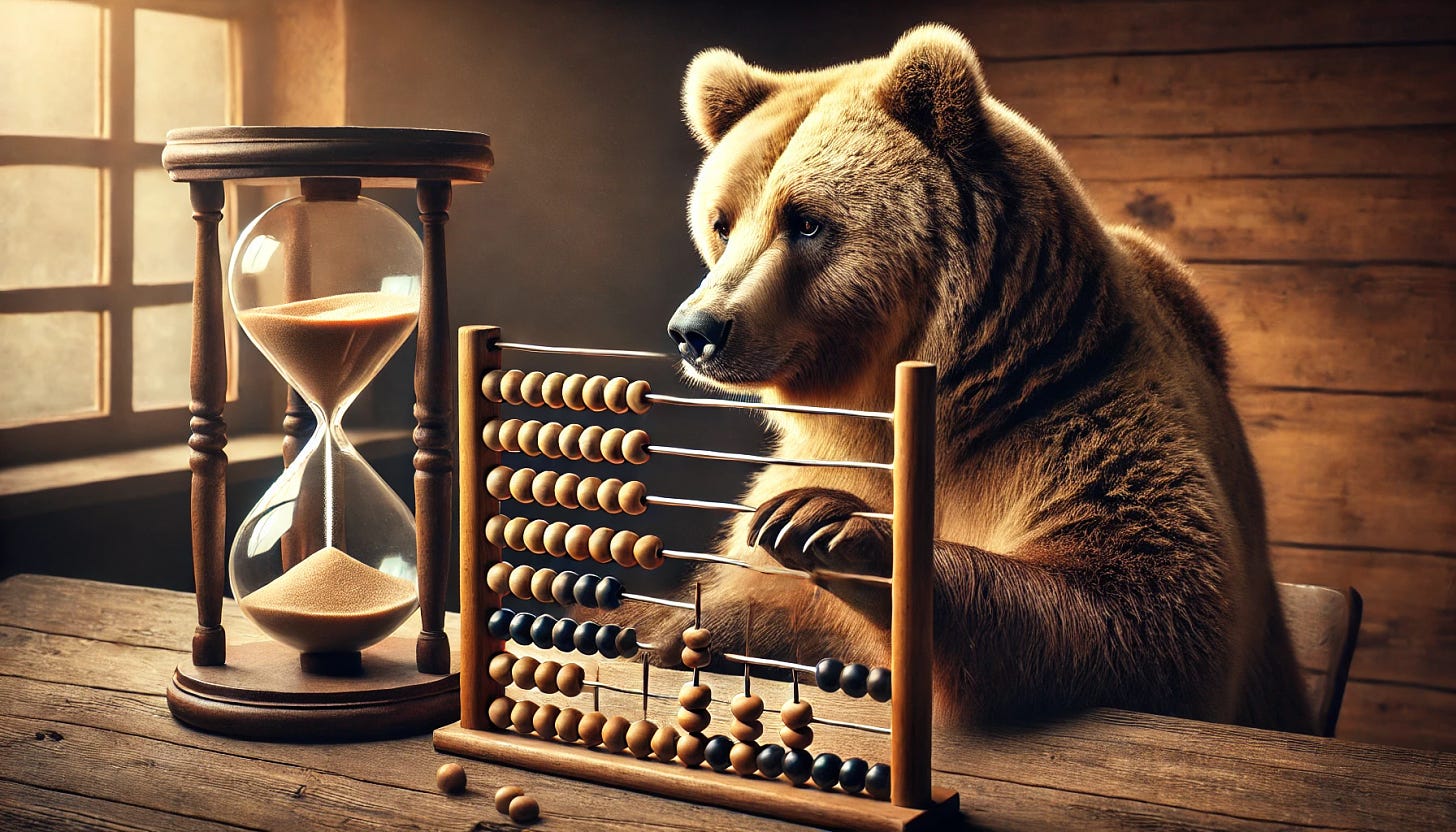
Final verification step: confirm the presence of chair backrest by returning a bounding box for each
[1276,582,1363,737]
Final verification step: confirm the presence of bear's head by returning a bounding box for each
[668,24,1000,404]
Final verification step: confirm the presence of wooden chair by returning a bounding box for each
[1276,582,1363,737]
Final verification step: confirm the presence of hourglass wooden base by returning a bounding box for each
[167,637,460,742]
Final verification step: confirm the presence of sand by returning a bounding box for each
[239,546,418,654]
[237,291,418,415]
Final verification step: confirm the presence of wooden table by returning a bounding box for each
[1,575,1450,831]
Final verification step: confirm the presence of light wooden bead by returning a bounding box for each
[626,380,652,414]
[730,718,763,742]
[626,719,657,759]
[481,369,506,402]
[537,421,563,458]
[677,707,711,733]
[730,741,760,776]
[682,646,711,669]
[577,476,603,510]
[678,733,707,767]
[507,795,540,824]
[521,371,547,407]
[436,762,466,794]
[780,725,814,749]
[517,419,543,455]
[600,427,626,464]
[531,469,559,507]
[511,654,540,689]
[504,516,530,551]
[510,699,538,733]
[494,785,524,814]
[634,534,664,569]
[557,662,586,697]
[682,627,712,650]
[583,375,609,411]
[558,423,584,460]
[542,371,568,408]
[485,466,513,500]
[524,518,549,554]
[561,373,588,410]
[507,564,535,600]
[533,702,561,739]
[482,419,506,452]
[508,467,537,503]
[556,706,584,742]
[488,651,515,685]
[553,472,581,509]
[530,568,558,603]
[565,524,594,560]
[533,659,562,693]
[780,700,813,730]
[652,724,679,762]
[578,425,605,463]
[618,480,647,515]
[679,683,713,709]
[588,526,615,563]
[731,693,765,721]
[602,715,631,753]
[487,696,514,729]
[623,430,650,464]
[598,478,623,514]
[610,530,639,568]
[543,522,570,557]
[578,711,607,748]
[499,369,526,404]
[485,561,514,595]
[603,377,630,413]
[484,514,509,547]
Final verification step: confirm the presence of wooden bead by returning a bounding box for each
[677,707,711,733]
[598,478,623,513]
[517,419,543,455]
[507,795,540,824]
[677,733,707,767]
[682,646,711,669]
[634,534,664,569]
[578,711,606,748]
[557,662,585,697]
[530,568,557,603]
[488,652,515,685]
[531,470,559,507]
[508,467,537,503]
[679,683,713,709]
[780,725,814,749]
[578,425,605,462]
[561,373,587,410]
[730,718,763,742]
[731,693,765,721]
[577,476,603,511]
[553,472,581,509]
[485,466,513,500]
[730,741,760,776]
[626,719,657,759]
[618,480,647,515]
[511,654,540,689]
[481,369,506,402]
[482,419,506,452]
[626,379,652,414]
[682,627,712,650]
[757,744,785,779]
[485,561,514,595]
[866,763,891,800]
[493,785,524,814]
[484,514,510,548]
[435,762,466,794]
[588,526,615,563]
[503,516,530,551]
[544,522,570,557]
[867,667,892,702]
[839,757,869,794]
[583,375,608,411]
[558,423,584,459]
[534,659,562,694]
[523,518,549,554]
[520,371,547,407]
[510,699,538,733]
[533,702,561,739]
[600,427,627,464]
[602,715,631,753]
[609,530,638,567]
[780,699,813,730]
[542,371,568,408]
[840,663,870,698]
[536,421,563,458]
[603,376,630,413]
[556,706,584,743]
[782,749,813,785]
[652,724,679,762]
[497,418,522,453]
[564,524,594,560]
[812,752,843,790]
[704,735,733,771]
[623,429,650,464]
[498,369,526,404]
[507,564,535,600]
[488,696,514,729]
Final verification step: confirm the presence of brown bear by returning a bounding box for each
[653,24,1312,732]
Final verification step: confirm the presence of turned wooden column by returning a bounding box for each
[414,179,454,675]
[188,180,228,667]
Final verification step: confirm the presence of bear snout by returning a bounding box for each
[668,308,733,363]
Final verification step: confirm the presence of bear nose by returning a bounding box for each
[668,309,732,362]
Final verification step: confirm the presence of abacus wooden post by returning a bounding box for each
[890,360,936,809]
[414,179,454,675]
[188,180,228,668]
[458,326,505,729]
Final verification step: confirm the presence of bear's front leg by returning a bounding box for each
[748,487,892,575]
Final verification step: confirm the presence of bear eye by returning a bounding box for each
[794,216,822,238]
[712,218,730,242]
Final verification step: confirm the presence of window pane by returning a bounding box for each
[0,165,101,289]
[0,311,104,426]
[0,0,101,137]
[135,10,229,142]
[134,167,196,284]
[132,303,192,410]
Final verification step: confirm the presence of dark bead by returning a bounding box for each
[866,666,892,702]
[815,658,844,692]
[840,663,869,698]
[782,749,813,785]
[838,757,868,794]
[574,573,601,607]
[811,753,843,790]
[551,570,579,606]
[531,614,557,649]
[595,576,623,609]
[509,612,534,646]
[756,744,785,779]
[574,621,600,655]
[488,608,514,639]
[616,627,638,659]
[552,617,577,652]
[704,735,733,772]
[596,624,621,659]
[865,763,891,800]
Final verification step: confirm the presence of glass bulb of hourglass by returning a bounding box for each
[226,188,423,656]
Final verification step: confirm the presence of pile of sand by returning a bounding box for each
[240,546,417,653]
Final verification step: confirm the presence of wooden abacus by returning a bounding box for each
[434,326,958,831]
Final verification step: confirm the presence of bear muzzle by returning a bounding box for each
[668,308,733,364]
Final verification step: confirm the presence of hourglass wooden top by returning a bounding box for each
[162,125,493,186]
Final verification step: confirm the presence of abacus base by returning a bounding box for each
[168,637,459,742]
[434,723,960,832]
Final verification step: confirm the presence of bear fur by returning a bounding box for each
[652,24,1312,732]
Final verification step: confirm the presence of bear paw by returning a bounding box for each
[748,488,890,576]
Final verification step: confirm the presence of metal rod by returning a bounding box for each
[693,582,702,687]
[641,657,650,720]
[622,592,696,611]
[647,392,894,422]
[662,549,895,587]
[493,340,674,361]
[721,652,816,674]
[584,679,676,702]
[647,443,892,472]
[809,715,892,736]
[646,494,892,522]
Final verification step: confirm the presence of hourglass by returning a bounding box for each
[161,127,492,740]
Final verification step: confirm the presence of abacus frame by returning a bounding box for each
[434,325,959,832]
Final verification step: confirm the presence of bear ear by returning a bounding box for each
[683,48,781,149]
[876,25,988,156]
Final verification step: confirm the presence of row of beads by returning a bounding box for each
[483,370,651,414]
[815,658,892,702]
[485,515,664,569]
[487,697,679,759]
[487,466,648,515]
[488,608,640,659]
[484,419,650,465]
[486,562,626,609]
[487,652,587,696]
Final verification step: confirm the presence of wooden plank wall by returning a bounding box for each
[942,0,1455,750]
